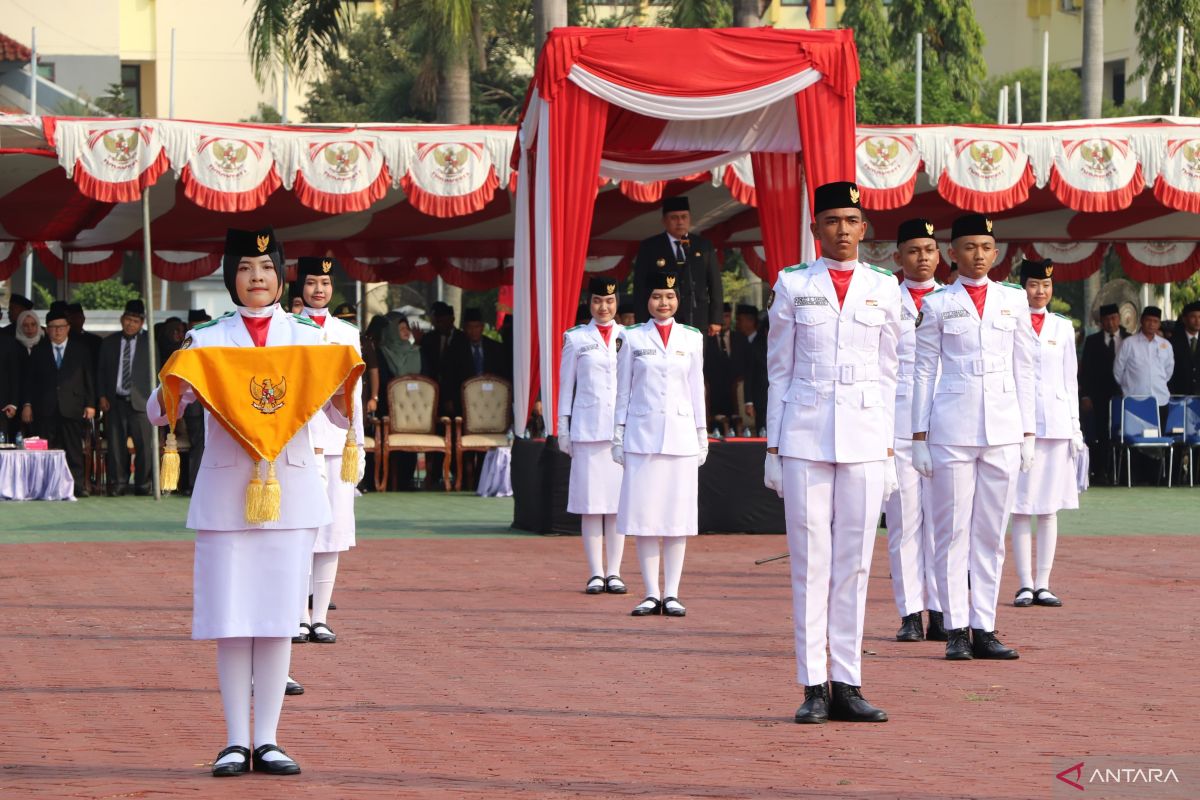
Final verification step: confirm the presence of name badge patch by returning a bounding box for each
[794,296,829,307]
[901,309,916,321]
[675,350,685,356]
[578,344,599,354]
[634,348,655,357]
[943,309,970,320]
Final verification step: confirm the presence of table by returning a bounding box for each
[511,437,784,534]
[0,449,76,501]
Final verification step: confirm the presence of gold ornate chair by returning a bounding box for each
[380,374,452,492]
[455,375,512,491]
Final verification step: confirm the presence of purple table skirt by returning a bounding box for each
[0,449,76,501]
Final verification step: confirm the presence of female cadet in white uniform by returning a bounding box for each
[147,228,345,777]
[294,256,365,644]
[612,271,707,617]
[557,276,627,595]
[1010,258,1082,608]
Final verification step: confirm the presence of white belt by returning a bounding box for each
[792,363,881,384]
[941,355,1011,375]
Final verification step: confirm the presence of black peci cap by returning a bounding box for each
[662,196,690,214]
[896,218,936,246]
[223,227,285,307]
[1020,258,1054,283]
[951,213,995,240]
[648,271,679,291]
[588,276,618,297]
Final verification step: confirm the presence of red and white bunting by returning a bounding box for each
[45,119,168,203]
[287,135,390,214]
[859,241,899,271]
[35,243,123,282]
[0,241,25,281]
[400,141,500,217]
[151,249,222,282]
[937,137,1035,213]
[1049,137,1144,212]
[1153,138,1200,213]
[1115,241,1200,284]
[174,130,281,211]
[855,133,920,209]
[1023,242,1108,282]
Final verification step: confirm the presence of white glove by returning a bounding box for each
[911,439,933,478]
[697,428,709,466]
[611,424,625,466]
[1069,429,1085,457]
[882,455,899,501]
[763,452,783,498]
[315,452,329,488]
[557,417,572,457]
[1020,435,1036,473]
[356,442,367,484]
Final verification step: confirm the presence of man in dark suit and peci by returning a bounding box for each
[1079,303,1129,482]
[97,300,154,495]
[632,196,723,334]
[1168,301,1200,396]
[20,308,96,496]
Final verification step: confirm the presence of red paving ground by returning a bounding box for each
[0,534,1197,799]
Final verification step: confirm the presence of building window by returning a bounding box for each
[1111,61,1126,106]
[36,62,54,82]
[121,63,141,116]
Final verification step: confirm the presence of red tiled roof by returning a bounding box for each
[0,32,34,63]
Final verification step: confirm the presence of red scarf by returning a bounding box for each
[828,268,854,308]
[310,315,327,328]
[597,323,613,347]
[963,282,988,317]
[656,321,672,347]
[908,286,935,312]
[242,315,271,347]
[1031,313,1046,336]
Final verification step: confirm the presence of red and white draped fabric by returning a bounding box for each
[44,118,169,203]
[1023,242,1109,282]
[1115,241,1200,284]
[512,27,860,435]
[35,242,123,282]
[151,249,222,282]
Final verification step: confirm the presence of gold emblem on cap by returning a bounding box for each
[666,275,677,289]
[924,222,934,236]
[985,218,993,233]
[849,186,861,204]
[606,282,616,295]
[1045,265,1054,277]
[321,259,332,273]
[256,234,270,253]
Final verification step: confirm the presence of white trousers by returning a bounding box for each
[884,439,941,617]
[929,443,1020,632]
[782,457,884,687]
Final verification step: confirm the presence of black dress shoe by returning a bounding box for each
[292,623,311,644]
[211,745,250,777]
[945,627,973,660]
[285,679,304,696]
[252,744,301,775]
[971,629,1019,659]
[309,622,336,644]
[585,576,605,595]
[1033,589,1062,607]
[896,612,924,642]
[605,575,628,594]
[1013,586,1034,607]
[828,682,888,722]
[925,610,948,641]
[662,597,686,617]
[793,683,829,724]
[631,597,661,616]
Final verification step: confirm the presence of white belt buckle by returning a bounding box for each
[839,364,856,384]
[971,359,986,376]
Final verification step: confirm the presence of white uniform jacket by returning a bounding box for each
[1113,331,1174,406]
[557,320,621,444]
[146,306,345,531]
[614,320,705,456]
[895,281,941,440]
[911,280,1036,446]
[306,313,365,452]
[1030,311,1081,440]
[766,259,902,463]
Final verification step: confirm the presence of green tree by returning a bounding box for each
[70,279,142,310]
[241,101,283,124]
[663,0,732,27]
[839,0,892,68]
[984,67,1082,123]
[1133,0,1200,116]
[95,83,135,117]
[887,0,988,112]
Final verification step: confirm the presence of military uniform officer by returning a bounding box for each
[1010,259,1082,610]
[885,219,946,644]
[631,196,723,333]
[763,181,902,724]
[911,213,1037,662]
[557,276,627,595]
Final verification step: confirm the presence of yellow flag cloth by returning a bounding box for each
[157,345,365,519]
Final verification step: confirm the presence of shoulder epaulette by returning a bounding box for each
[291,313,322,329]
[1053,312,1071,321]
[930,287,946,294]
[624,324,640,330]
[681,324,701,334]
[783,263,809,273]
[1000,281,1023,290]
[868,264,894,277]
[192,311,232,331]
[332,316,359,331]
[567,324,585,332]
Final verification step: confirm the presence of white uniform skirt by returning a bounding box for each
[193,527,317,640]
[313,454,356,553]
[1013,438,1079,515]
[617,453,698,537]
[568,440,623,515]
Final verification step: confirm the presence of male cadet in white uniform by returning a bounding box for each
[886,218,946,644]
[763,181,902,724]
[1113,305,1174,417]
[910,213,1036,661]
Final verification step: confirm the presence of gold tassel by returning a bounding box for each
[340,427,358,484]
[161,431,180,492]
[245,460,264,523]
[260,460,281,522]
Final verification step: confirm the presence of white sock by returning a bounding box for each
[1011,513,1034,588]
[301,561,313,626]
[603,513,625,577]
[662,536,687,599]
[311,552,339,626]
[636,536,662,599]
[581,515,605,577]
[251,637,292,758]
[216,637,252,762]
[1035,513,1058,590]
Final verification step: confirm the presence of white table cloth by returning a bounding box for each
[0,449,76,501]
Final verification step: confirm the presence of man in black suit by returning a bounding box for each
[458,307,510,381]
[20,309,96,496]
[2,294,33,338]
[730,304,768,436]
[632,196,723,333]
[1169,301,1200,396]
[66,302,103,367]
[704,303,736,423]
[97,300,153,496]
[420,301,467,418]
[1079,303,1129,482]
[0,333,22,438]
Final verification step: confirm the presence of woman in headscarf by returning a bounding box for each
[377,316,422,386]
[15,310,44,354]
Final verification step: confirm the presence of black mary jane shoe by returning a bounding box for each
[896,612,924,642]
[292,623,311,644]
[309,622,337,644]
[252,744,301,775]
[285,679,305,696]
[794,684,829,724]
[1013,587,1034,608]
[1033,588,1063,607]
[605,575,628,594]
[662,597,687,617]
[631,597,662,616]
[585,576,605,595]
[211,745,250,777]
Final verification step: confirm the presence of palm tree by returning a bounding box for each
[1081,0,1103,118]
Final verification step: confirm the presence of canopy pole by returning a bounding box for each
[161,27,176,314]
[281,62,289,124]
[355,280,363,328]
[1040,31,1050,122]
[29,27,37,113]
[915,33,923,124]
[1015,81,1023,125]
[142,193,161,500]
[1172,25,1184,116]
